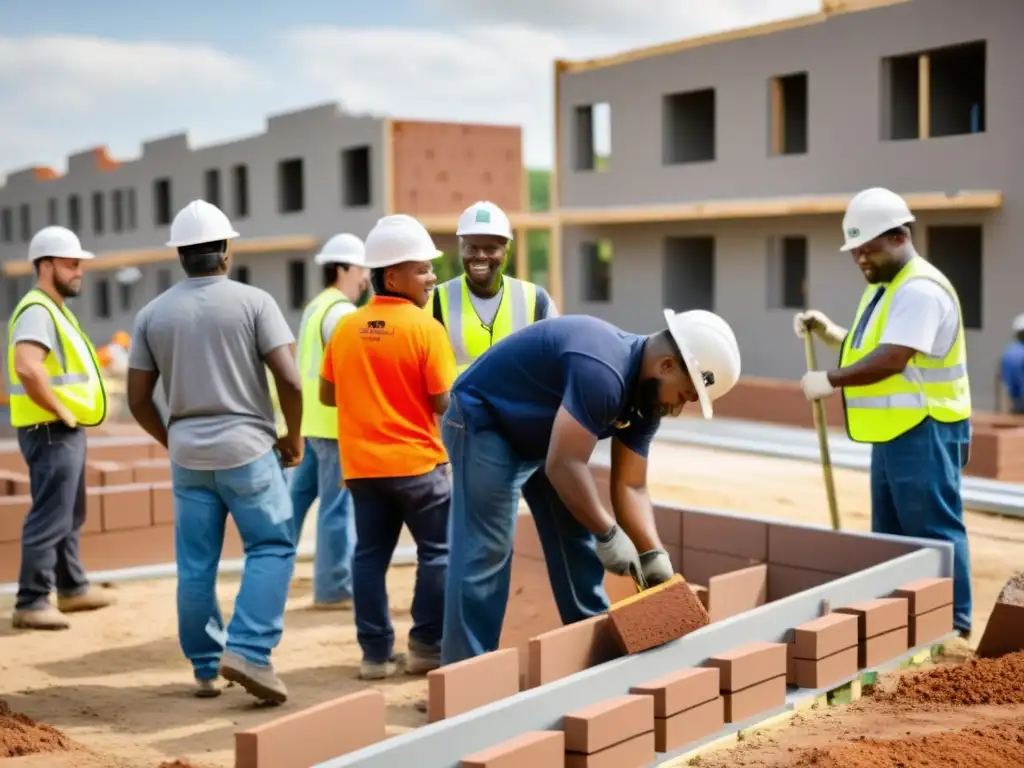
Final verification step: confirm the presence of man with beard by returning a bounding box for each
[7,226,113,630]
[795,186,973,640]
[439,308,741,665]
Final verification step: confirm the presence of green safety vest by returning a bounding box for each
[297,288,351,439]
[435,275,538,373]
[7,289,107,428]
[839,256,971,443]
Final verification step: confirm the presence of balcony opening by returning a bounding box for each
[341,146,372,207]
[581,239,612,302]
[278,158,305,213]
[663,88,716,164]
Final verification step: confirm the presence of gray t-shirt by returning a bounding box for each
[10,305,60,356]
[128,275,295,471]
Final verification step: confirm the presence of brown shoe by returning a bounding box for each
[12,605,70,631]
[58,587,116,613]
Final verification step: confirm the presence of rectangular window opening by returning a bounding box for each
[278,158,305,213]
[581,239,612,302]
[664,236,715,311]
[663,88,716,164]
[341,146,372,207]
[769,73,808,155]
[572,102,612,171]
[927,225,983,330]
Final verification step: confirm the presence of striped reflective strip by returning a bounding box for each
[443,283,473,368]
[902,362,967,384]
[846,392,927,409]
[7,372,90,396]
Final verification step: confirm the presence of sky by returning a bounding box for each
[0,0,821,178]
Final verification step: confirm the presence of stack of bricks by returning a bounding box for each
[561,695,655,767]
[893,577,955,647]
[630,667,724,752]
[835,597,909,667]
[705,641,787,723]
[786,612,859,689]
[460,732,565,768]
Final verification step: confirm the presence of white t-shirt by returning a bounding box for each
[320,301,357,345]
[878,278,960,359]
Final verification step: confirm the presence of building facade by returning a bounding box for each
[554,0,1018,409]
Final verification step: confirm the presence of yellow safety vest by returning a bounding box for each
[297,287,350,439]
[7,289,107,428]
[436,275,538,373]
[838,256,971,443]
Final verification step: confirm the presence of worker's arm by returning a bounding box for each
[827,344,916,388]
[545,407,613,534]
[256,294,302,464]
[319,377,336,407]
[13,342,76,425]
[608,427,662,553]
[127,367,168,447]
[424,320,457,415]
[265,344,302,441]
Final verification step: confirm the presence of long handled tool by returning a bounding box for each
[803,330,842,531]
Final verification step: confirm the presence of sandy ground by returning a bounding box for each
[1,441,1023,767]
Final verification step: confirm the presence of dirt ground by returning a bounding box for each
[1,441,1023,767]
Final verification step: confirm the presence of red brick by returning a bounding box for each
[630,667,719,718]
[655,696,724,753]
[235,689,385,768]
[563,695,653,754]
[526,615,621,689]
[653,505,683,547]
[893,578,954,616]
[86,460,134,487]
[860,625,909,667]
[767,564,843,601]
[787,646,858,689]
[788,613,859,659]
[910,603,953,647]
[151,482,174,525]
[564,730,655,768]
[149,441,168,459]
[604,573,637,604]
[83,487,103,534]
[723,674,786,723]
[132,459,171,483]
[682,511,768,561]
[427,648,519,723]
[0,495,30,543]
[705,641,786,692]
[835,598,908,638]
[706,564,767,622]
[460,731,564,768]
[682,549,761,586]
[608,575,710,655]
[99,484,153,531]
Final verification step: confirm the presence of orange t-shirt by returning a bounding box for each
[321,295,457,480]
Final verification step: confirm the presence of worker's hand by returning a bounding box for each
[638,548,674,586]
[800,371,836,401]
[276,434,304,468]
[594,524,644,585]
[55,405,78,429]
[793,310,847,347]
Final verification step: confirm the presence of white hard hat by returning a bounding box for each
[166,200,240,248]
[364,214,442,269]
[1013,313,1024,333]
[840,187,915,252]
[28,226,94,263]
[663,309,741,420]
[457,201,513,241]
[314,233,366,266]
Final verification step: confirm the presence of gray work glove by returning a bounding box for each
[595,524,645,588]
[639,548,674,587]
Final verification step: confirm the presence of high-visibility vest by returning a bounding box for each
[297,287,351,439]
[839,256,971,443]
[435,275,538,373]
[7,289,107,428]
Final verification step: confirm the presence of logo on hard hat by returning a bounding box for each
[475,209,491,223]
[847,227,860,237]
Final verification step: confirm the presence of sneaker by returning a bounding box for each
[406,638,441,675]
[956,626,972,641]
[311,598,353,611]
[194,678,221,698]
[219,651,288,705]
[359,653,407,681]
[12,605,70,631]
[57,587,116,613]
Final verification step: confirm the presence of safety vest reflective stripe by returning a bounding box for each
[298,288,348,439]
[439,275,535,371]
[7,372,90,395]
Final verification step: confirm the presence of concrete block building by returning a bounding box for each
[554,0,1018,409]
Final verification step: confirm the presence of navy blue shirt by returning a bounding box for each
[1002,341,1024,401]
[452,315,661,461]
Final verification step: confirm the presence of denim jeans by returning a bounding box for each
[870,417,973,633]
[15,423,90,610]
[440,394,609,666]
[288,437,355,603]
[345,466,449,663]
[171,449,296,680]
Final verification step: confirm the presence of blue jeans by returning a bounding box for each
[440,394,609,666]
[870,417,973,633]
[288,437,355,603]
[171,450,297,680]
[345,467,449,663]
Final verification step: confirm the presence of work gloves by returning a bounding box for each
[595,524,645,586]
[638,548,674,586]
[792,310,847,348]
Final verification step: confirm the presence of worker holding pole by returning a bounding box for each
[795,186,973,640]
[7,226,114,631]
[289,233,369,610]
[440,309,741,665]
[127,200,303,703]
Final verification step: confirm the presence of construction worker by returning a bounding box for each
[320,214,455,680]
[126,200,303,703]
[1000,314,1024,414]
[289,233,369,609]
[439,308,741,665]
[7,226,113,631]
[795,186,973,639]
[431,200,558,374]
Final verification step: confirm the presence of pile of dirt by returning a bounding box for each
[996,572,1024,605]
[880,650,1024,707]
[790,718,1024,767]
[157,761,204,768]
[0,699,79,758]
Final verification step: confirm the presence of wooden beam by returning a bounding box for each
[514,228,528,281]
[769,77,784,155]
[918,54,930,140]
[382,117,396,215]
[550,59,566,310]
[418,211,555,235]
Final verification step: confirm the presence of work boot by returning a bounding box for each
[359,653,407,681]
[311,597,353,611]
[58,587,116,613]
[219,651,288,705]
[194,678,221,699]
[406,638,441,675]
[12,605,70,631]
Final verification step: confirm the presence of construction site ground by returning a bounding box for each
[2,441,1023,767]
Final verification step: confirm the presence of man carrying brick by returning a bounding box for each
[127,200,304,703]
[440,309,741,665]
[7,226,114,631]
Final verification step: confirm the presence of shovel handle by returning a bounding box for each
[804,331,842,531]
